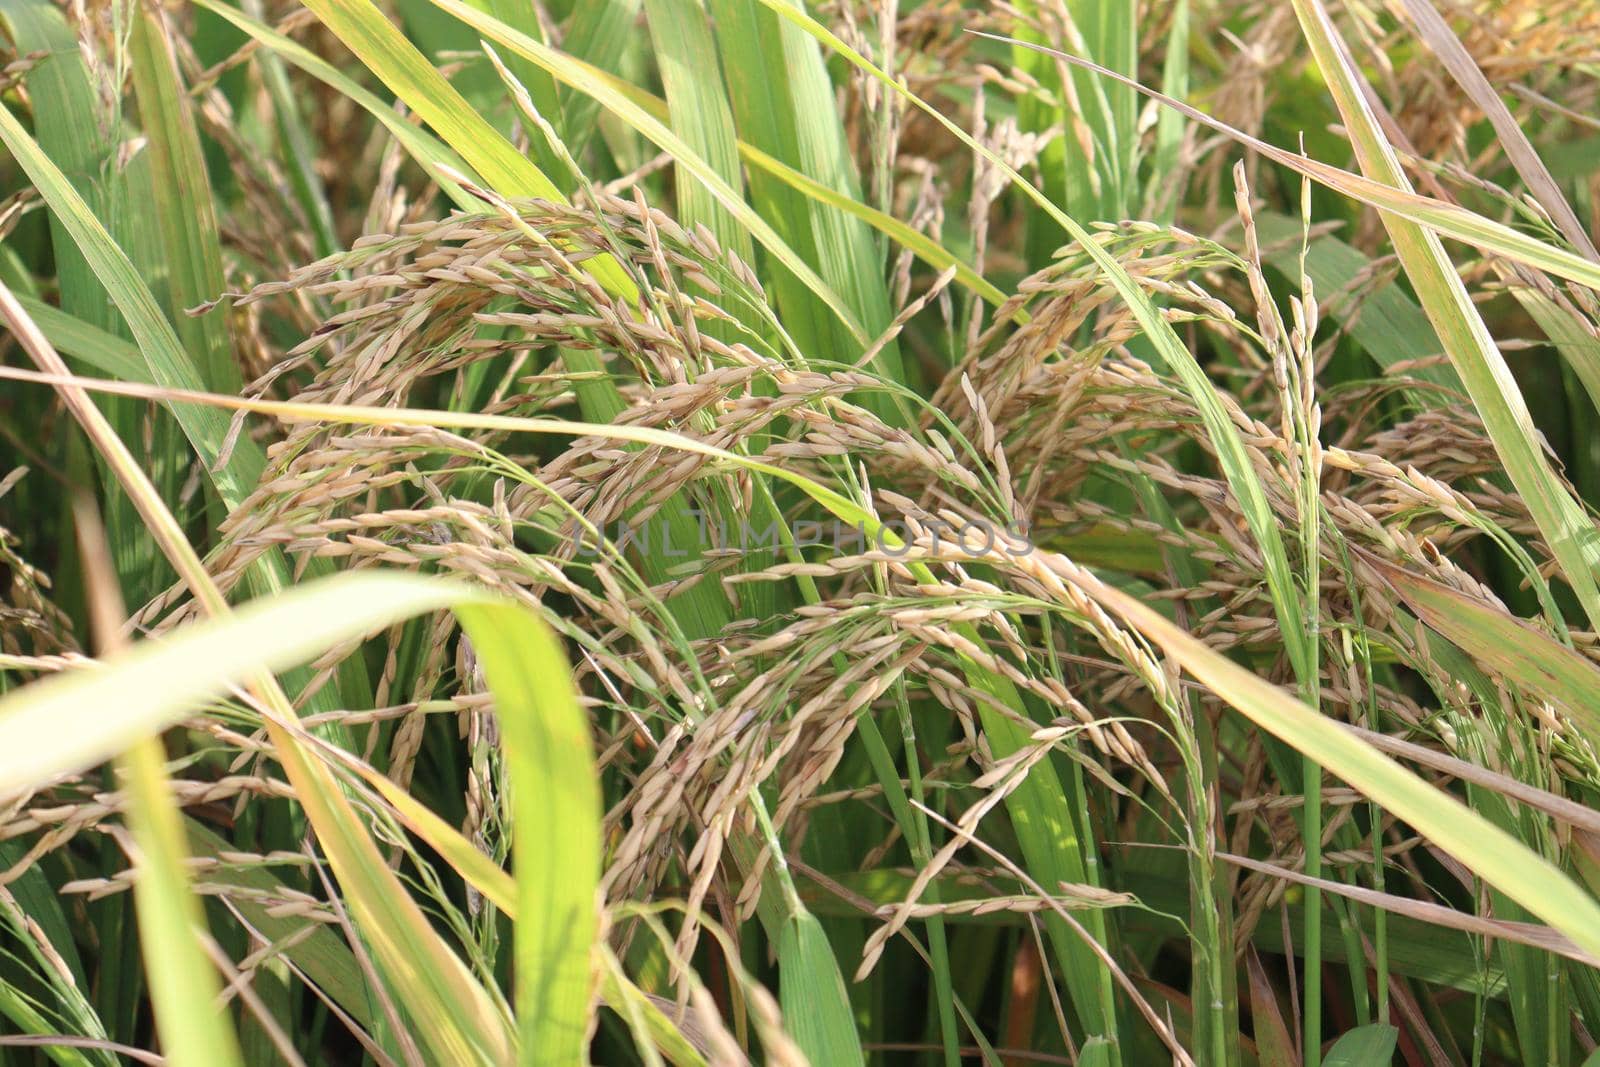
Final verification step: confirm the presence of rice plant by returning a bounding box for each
[1,0,1599,1062]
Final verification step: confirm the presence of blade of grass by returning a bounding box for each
[185,822,375,1031]
[1369,557,1600,739]
[1072,0,1137,218]
[471,0,568,178]
[558,0,642,160]
[779,911,864,1067]
[1245,948,1297,1067]
[1006,0,1127,226]
[505,35,1013,322]
[1150,0,1188,221]
[458,598,600,1062]
[1398,0,1598,263]
[127,7,242,396]
[1350,1,1600,497]
[599,955,710,1067]
[0,987,105,1066]
[276,723,515,1065]
[0,577,535,1054]
[14,298,148,382]
[740,142,1014,314]
[1322,1024,1397,1067]
[1518,288,1600,420]
[0,91,243,489]
[0,0,124,340]
[1126,463,1241,1065]
[642,0,751,264]
[116,739,246,1067]
[1223,851,1598,966]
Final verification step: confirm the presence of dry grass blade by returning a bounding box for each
[1222,853,1600,968]
[1345,725,1600,837]
[1397,0,1598,262]
[1367,556,1600,741]
[1245,948,1297,1067]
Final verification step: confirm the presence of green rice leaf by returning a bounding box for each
[0,101,263,515]
[599,958,710,1067]
[128,8,241,394]
[642,0,751,263]
[185,822,375,1030]
[778,912,865,1067]
[14,297,149,382]
[707,0,905,410]
[1323,1023,1398,1066]
[119,739,245,1067]
[457,599,600,1062]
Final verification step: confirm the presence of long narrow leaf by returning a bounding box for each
[120,739,246,1067]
